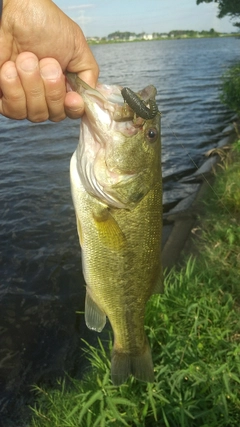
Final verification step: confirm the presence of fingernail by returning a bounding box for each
[5,65,18,79]
[40,64,61,80]
[19,57,38,73]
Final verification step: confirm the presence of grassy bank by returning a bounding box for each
[30,139,240,427]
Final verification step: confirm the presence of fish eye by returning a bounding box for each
[146,127,158,143]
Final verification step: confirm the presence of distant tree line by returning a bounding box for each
[168,29,219,37]
[107,31,144,39]
[107,29,220,40]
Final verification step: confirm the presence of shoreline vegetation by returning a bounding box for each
[86,29,240,44]
[29,65,240,426]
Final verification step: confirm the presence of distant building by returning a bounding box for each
[86,36,101,43]
[143,34,153,40]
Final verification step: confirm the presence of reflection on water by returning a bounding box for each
[0,37,239,422]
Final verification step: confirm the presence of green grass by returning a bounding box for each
[220,63,240,115]
[30,141,240,427]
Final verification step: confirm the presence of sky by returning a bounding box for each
[55,0,237,37]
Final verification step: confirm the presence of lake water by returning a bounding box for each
[0,37,239,422]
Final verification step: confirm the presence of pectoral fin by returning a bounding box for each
[76,217,83,247]
[85,290,106,332]
[93,208,126,250]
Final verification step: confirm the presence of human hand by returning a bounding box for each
[0,0,99,122]
[0,52,87,121]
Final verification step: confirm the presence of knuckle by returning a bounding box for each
[28,112,49,123]
[29,88,44,99]
[4,107,27,120]
[47,88,64,103]
[3,99,27,120]
[49,112,66,122]
[6,91,25,103]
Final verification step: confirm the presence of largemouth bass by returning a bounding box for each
[67,73,163,385]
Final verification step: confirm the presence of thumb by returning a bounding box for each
[66,28,99,88]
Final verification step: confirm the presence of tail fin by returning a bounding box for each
[111,342,154,386]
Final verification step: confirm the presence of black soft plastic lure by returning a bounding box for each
[121,87,158,120]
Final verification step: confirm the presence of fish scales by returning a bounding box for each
[68,72,163,385]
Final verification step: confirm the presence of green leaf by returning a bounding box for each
[78,390,103,423]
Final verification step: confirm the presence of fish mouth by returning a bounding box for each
[67,72,126,117]
[84,85,136,124]
[66,72,158,123]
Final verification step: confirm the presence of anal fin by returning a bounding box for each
[85,291,106,332]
